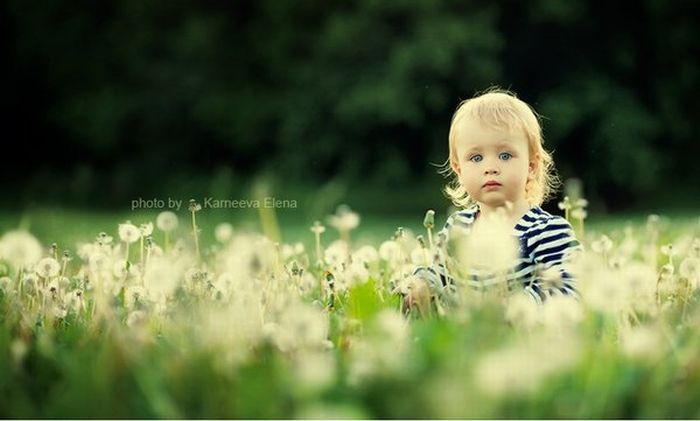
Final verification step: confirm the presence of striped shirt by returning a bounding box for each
[413,205,582,304]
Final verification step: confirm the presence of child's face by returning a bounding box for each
[452,118,535,210]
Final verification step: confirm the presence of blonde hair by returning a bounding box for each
[440,87,559,208]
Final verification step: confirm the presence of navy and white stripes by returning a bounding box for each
[413,206,582,304]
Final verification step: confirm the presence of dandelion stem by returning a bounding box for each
[191,209,200,262]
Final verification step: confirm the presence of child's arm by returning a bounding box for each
[525,217,583,303]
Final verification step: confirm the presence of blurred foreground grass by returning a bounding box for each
[1,201,700,419]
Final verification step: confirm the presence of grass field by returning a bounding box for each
[1,201,699,418]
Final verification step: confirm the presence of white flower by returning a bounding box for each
[457,214,519,274]
[22,273,38,292]
[353,245,379,265]
[327,204,360,232]
[96,232,113,245]
[113,260,128,278]
[660,243,676,257]
[118,222,140,243]
[619,325,665,361]
[310,221,326,235]
[156,211,179,232]
[571,208,587,220]
[475,332,580,397]
[215,223,234,244]
[410,247,428,265]
[77,243,97,261]
[0,230,43,268]
[126,310,147,328]
[139,222,154,237]
[379,240,400,263]
[0,276,13,293]
[591,235,613,254]
[557,196,571,211]
[144,257,180,297]
[293,351,336,392]
[505,293,540,328]
[35,257,61,278]
[540,295,584,330]
[679,257,700,290]
[324,240,349,266]
[125,285,148,309]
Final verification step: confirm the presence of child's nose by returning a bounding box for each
[484,161,500,175]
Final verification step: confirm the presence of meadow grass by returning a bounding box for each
[1,203,699,418]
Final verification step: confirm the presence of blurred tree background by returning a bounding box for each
[1,0,698,215]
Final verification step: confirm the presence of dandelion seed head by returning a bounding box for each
[571,208,587,220]
[353,245,379,265]
[457,215,519,274]
[214,223,234,244]
[379,240,401,263]
[679,257,699,290]
[410,247,428,265]
[327,204,360,232]
[144,256,180,298]
[557,196,571,211]
[660,243,676,257]
[475,332,580,397]
[21,273,38,292]
[324,240,349,266]
[505,292,540,328]
[0,230,43,268]
[188,199,202,212]
[96,232,113,245]
[619,325,665,361]
[126,310,148,328]
[156,211,179,232]
[118,222,140,244]
[310,221,326,235]
[293,350,336,392]
[690,238,700,257]
[0,276,13,293]
[36,257,61,278]
[540,295,584,330]
[139,222,153,237]
[591,235,613,254]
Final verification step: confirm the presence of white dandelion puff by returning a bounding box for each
[327,204,360,233]
[139,222,154,237]
[0,230,43,268]
[156,211,179,232]
[215,223,234,244]
[35,257,61,278]
[118,222,140,244]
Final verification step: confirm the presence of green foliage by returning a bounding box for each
[4,0,697,208]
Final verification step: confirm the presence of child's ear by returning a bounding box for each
[451,157,461,175]
[528,154,539,180]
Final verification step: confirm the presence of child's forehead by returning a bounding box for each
[453,117,526,145]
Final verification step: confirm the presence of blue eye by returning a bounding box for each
[499,152,512,161]
[469,154,483,163]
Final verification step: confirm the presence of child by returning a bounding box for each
[413,88,582,306]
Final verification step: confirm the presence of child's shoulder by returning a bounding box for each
[518,206,574,234]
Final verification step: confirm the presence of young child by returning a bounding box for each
[413,88,582,306]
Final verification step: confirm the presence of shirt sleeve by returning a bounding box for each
[524,216,583,303]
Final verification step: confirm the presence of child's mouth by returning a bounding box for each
[483,181,502,190]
